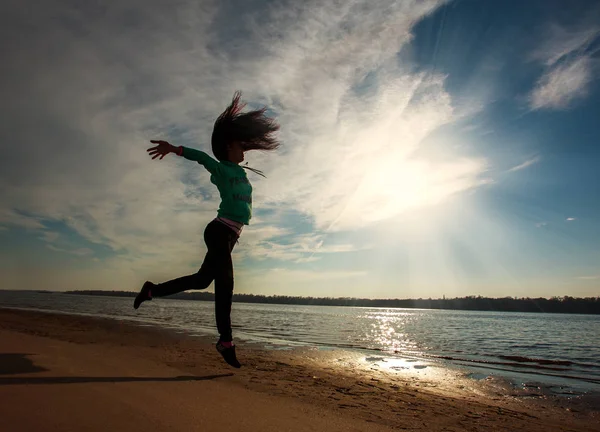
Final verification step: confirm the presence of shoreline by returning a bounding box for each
[3,303,599,399]
[0,308,597,431]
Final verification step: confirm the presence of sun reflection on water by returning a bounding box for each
[362,311,424,356]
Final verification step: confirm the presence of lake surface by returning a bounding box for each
[1,290,599,399]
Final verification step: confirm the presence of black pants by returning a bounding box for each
[151,220,239,342]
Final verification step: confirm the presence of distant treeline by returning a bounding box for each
[61,290,600,314]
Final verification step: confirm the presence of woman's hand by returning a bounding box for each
[147,140,176,160]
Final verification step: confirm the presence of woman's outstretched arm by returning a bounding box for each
[147,140,221,175]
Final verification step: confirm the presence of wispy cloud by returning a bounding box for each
[530,56,594,110]
[577,275,598,280]
[535,222,547,228]
[237,229,367,263]
[47,244,94,256]
[508,156,541,172]
[0,209,45,230]
[529,21,599,110]
[39,231,60,243]
[566,217,577,221]
[531,23,599,67]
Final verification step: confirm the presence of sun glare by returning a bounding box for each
[339,146,486,227]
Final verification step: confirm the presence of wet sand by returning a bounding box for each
[0,308,597,431]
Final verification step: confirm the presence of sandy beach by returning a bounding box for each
[0,308,597,431]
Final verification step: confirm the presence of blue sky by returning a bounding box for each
[1,0,599,298]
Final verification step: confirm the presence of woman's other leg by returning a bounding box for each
[208,223,238,343]
[214,248,235,342]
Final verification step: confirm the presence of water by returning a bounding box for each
[1,290,599,398]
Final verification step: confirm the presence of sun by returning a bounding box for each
[334,147,487,228]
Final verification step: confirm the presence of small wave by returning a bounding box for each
[425,354,571,372]
[497,355,573,366]
[456,361,600,386]
[509,343,553,349]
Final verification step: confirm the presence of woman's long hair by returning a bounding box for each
[211,91,281,164]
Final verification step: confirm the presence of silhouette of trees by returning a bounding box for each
[62,290,600,314]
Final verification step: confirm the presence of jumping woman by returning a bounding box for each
[133,91,280,368]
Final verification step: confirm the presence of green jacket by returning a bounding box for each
[179,147,252,225]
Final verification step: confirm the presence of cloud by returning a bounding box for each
[508,156,541,172]
[577,275,598,280]
[529,21,599,111]
[566,217,577,221]
[259,268,367,282]
[530,56,594,110]
[39,231,60,243]
[530,23,599,67]
[0,0,493,288]
[535,222,547,228]
[237,229,366,263]
[47,244,94,256]
[0,209,46,230]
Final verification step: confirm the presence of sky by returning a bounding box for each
[1,0,599,299]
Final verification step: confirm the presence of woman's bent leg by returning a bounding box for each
[151,251,216,298]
